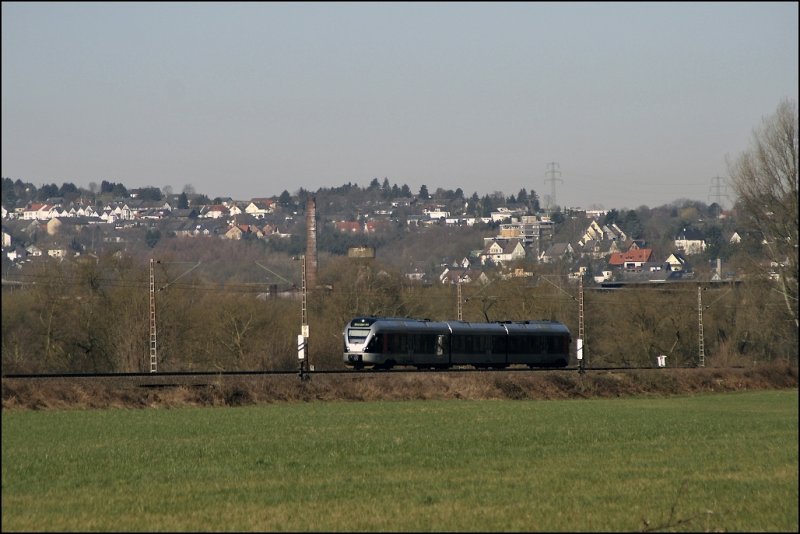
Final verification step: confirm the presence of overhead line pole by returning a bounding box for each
[298,255,310,380]
[578,275,585,373]
[457,277,463,321]
[149,259,158,373]
[698,286,705,368]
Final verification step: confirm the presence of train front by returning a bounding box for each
[343,317,380,368]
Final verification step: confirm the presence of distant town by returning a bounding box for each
[1,176,766,287]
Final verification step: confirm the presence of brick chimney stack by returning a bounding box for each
[306,196,317,289]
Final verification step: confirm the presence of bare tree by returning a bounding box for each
[728,99,798,329]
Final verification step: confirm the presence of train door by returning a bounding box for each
[435,334,450,367]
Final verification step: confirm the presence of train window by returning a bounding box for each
[436,335,447,356]
[415,334,437,354]
[547,336,561,354]
[507,336,525,354]
[348,328,371,343]
[389,333,410,353]
[366,333,383,352]
[451,334,492,354]
[491,335,506,354]
[451,335,465,353]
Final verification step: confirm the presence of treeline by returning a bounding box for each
[2,175,548,216]
[2,252,796,374]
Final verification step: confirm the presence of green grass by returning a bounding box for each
[3,390,798,532]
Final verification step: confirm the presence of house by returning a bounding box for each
[454,257,471,269]
[6,247,27,261]
[47,248,68,259]
[423,206,450,219]
[193,220,229,236]
[171,208,199,219]
[335,221,363,233]
[405,268,427,282]
[364,220,391,233]
[489,207,515,223]
[25,244,43,257]
[22,203,54,220]
[223,224,254,240]
[439,267,489,285]
[50,206,70,218]
[725,230,742,245]
[593,268,614,284]
[244,201,273,218]
[201,205,230,219]
[103,202,134,221]
[262,224,291,239]
[74,205,99,218]
[568,264,589,281]
[580,219,627,244]
[665,252,689,272]
[674,227,706,255]
[539,242,575,264]
[46,216,102,236]
[172,220,198,237]
[578,239,622,259]
[479,239,526,266]
[249,198,275,211]
[500,267,535,280]
[2,229,11,248]
[608,248,653,269]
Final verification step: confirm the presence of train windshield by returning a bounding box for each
[347,328,371,343]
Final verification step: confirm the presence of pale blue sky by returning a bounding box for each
[2,2,797,210]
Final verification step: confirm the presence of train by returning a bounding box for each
[343,316,572,370]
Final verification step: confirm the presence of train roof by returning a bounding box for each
[348,317,570,335]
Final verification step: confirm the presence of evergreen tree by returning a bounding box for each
[278,190,292,207]
[37,183,59,200]
[604,209,621,226]
[530,190,541,213]
[623,210,643,239]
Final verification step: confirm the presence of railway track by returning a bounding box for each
[2,365,792,410]
[1,364,703,385]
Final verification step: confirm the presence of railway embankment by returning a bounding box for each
[2,362,797,410]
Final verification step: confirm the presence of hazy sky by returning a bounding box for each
[2,2,797,210]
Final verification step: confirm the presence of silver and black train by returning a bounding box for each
[343,316,571,370]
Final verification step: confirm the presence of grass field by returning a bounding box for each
[2,390,797,532]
